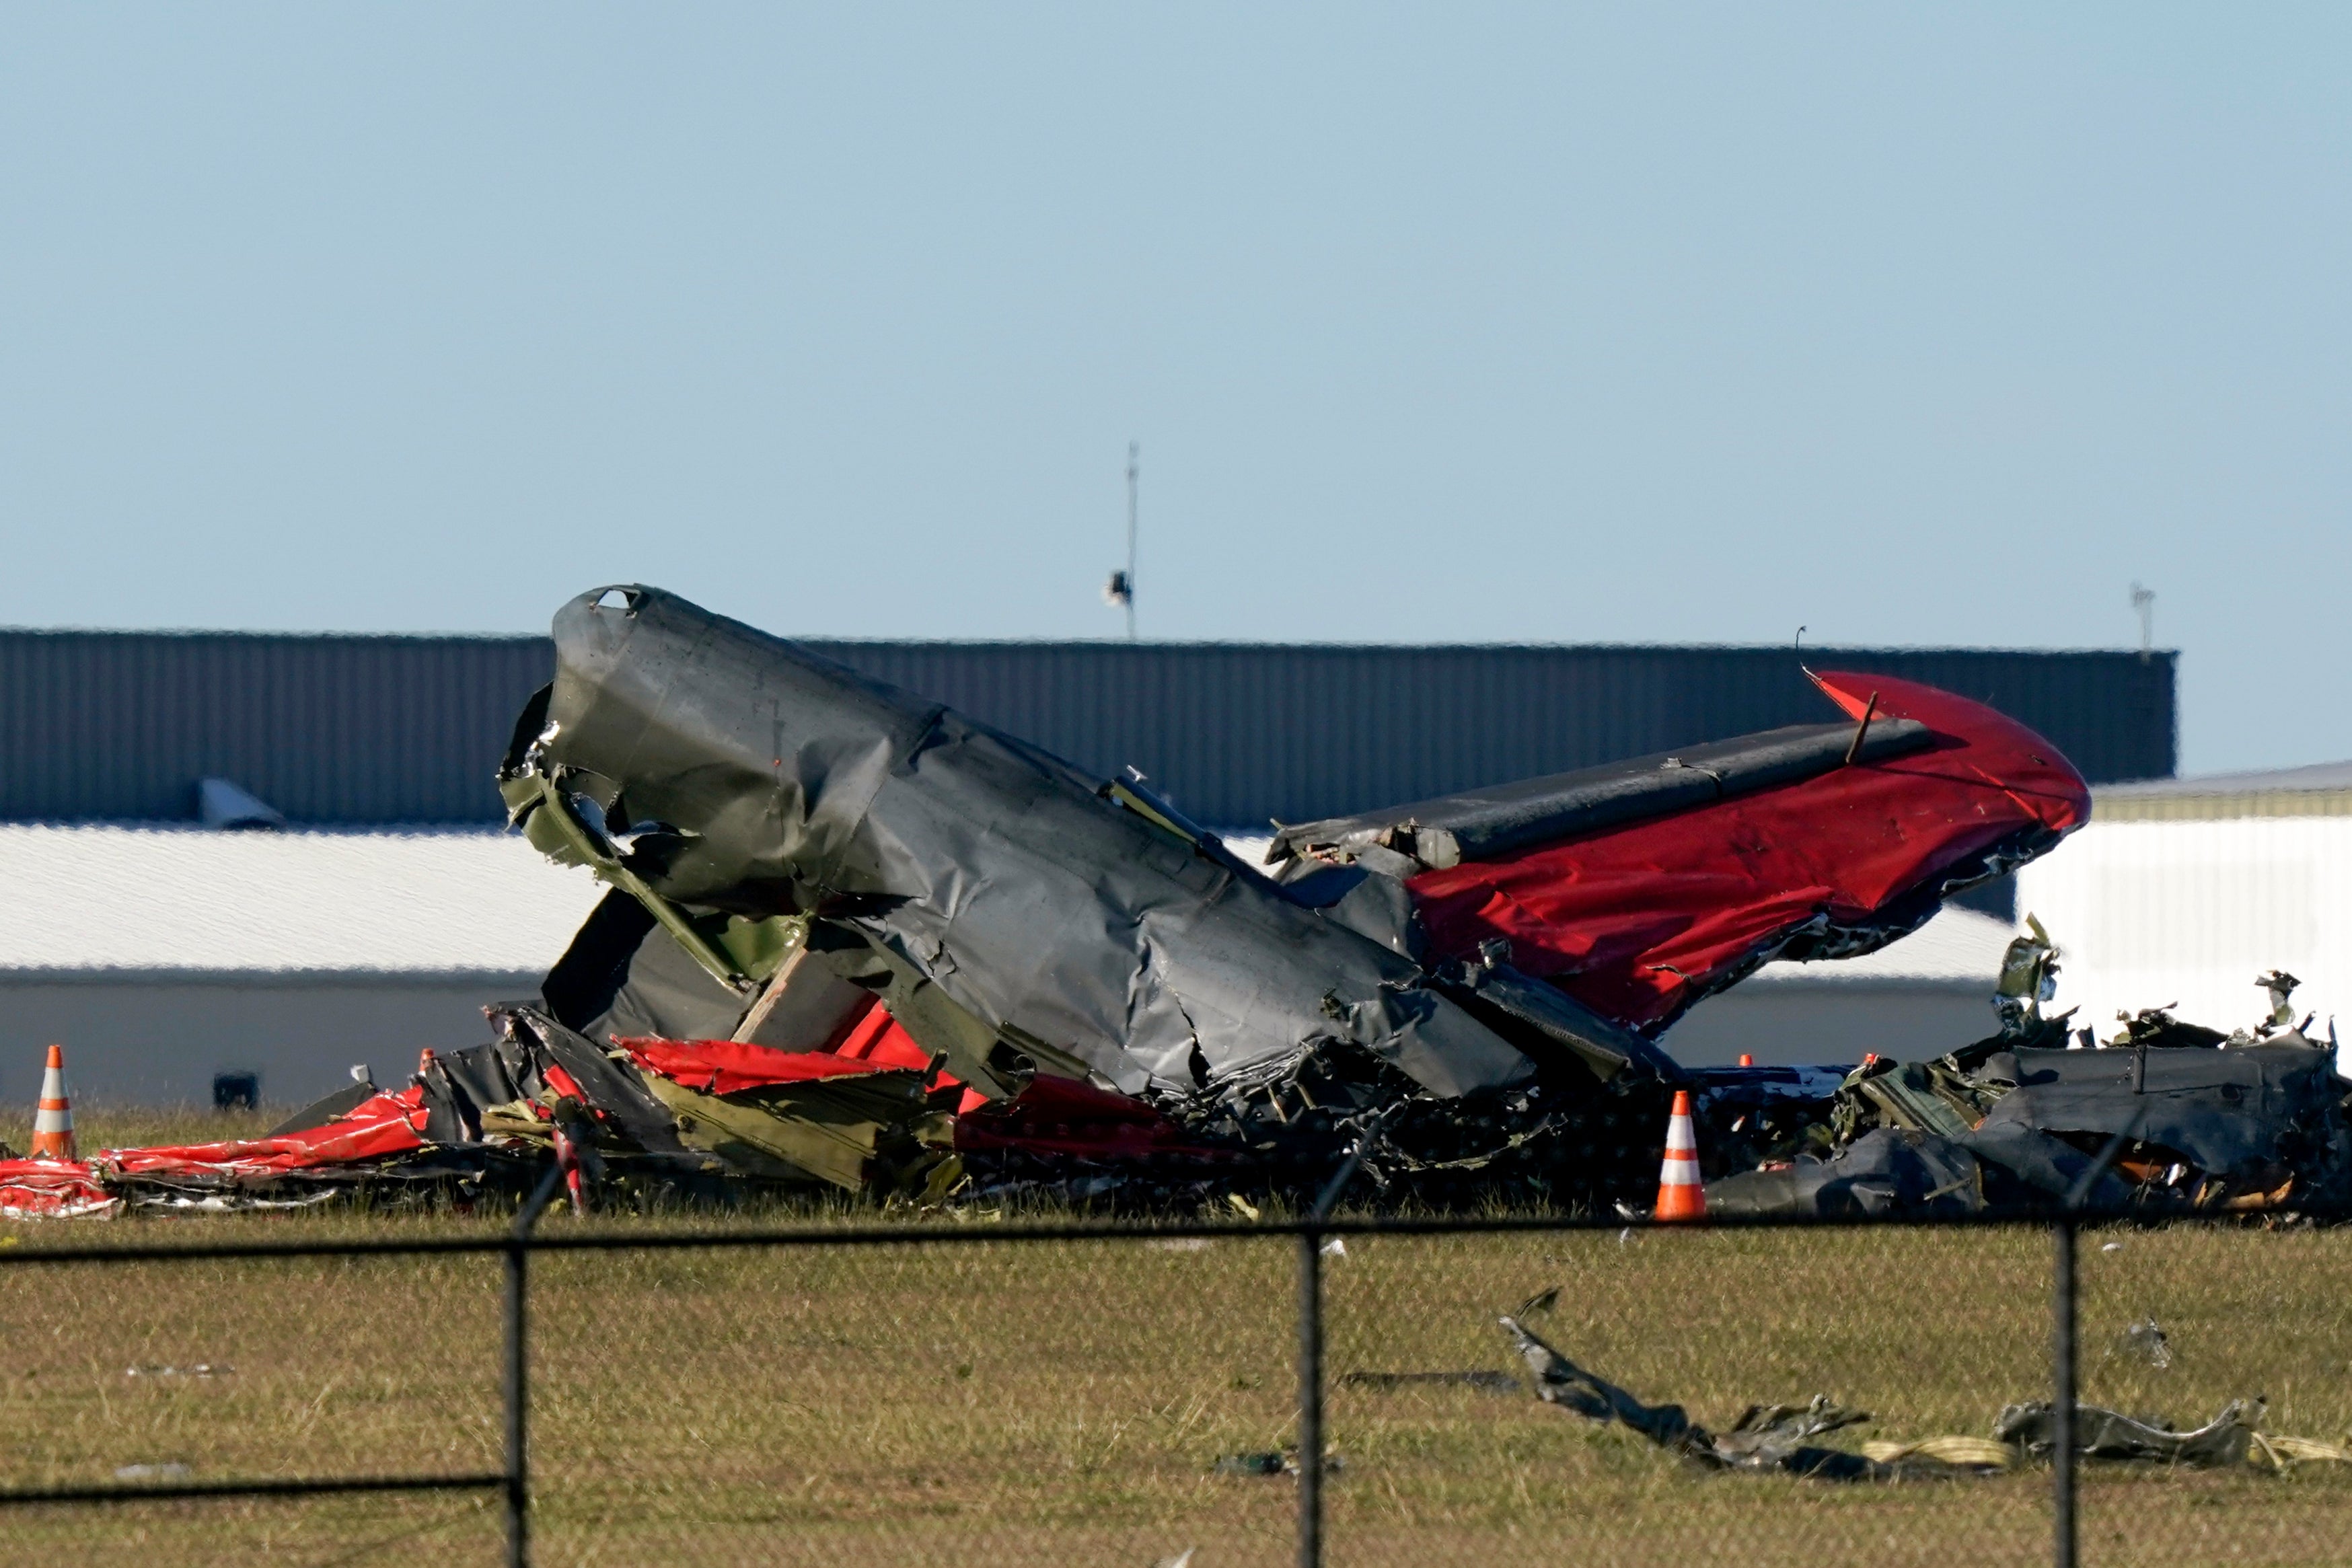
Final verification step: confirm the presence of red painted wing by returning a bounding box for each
[1407,671,2089,1035]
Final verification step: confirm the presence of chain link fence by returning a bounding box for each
[7,1201,2352,1567]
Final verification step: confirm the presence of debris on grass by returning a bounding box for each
[1463,1291,2350,1481]
[2117,1319,2174,1370]
[1213,1450,1343,1477]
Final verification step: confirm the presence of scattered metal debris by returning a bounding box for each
[1497,1314,1990,1481]
[49,585,2352,1224]
[1333,1295,2352,1483]
[1997,1401,2264,1466]
[1699,956,2352,1218]
[2117,1320,2174,1370]
[124,1364,231,1379]
[1212,1450,1344,1477]
[113,1464,193,1482]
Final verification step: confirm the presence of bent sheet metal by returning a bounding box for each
[486,585,2089,1193]
[1704,951,2352,1219]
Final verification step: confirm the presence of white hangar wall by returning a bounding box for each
[2014,814,2352,1045]
[0,825,603,1109]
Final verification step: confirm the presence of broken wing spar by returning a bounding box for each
[499,585,2090,1117]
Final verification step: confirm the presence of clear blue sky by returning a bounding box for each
[3,7,2346,773]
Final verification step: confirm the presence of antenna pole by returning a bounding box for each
[2130,583,2155,663]
[1125,441,1139,642]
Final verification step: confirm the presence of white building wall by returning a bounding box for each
[2012,816,2352,1041]
[0,974,541,1111]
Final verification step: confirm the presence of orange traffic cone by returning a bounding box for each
[1654,1089,1705,1222]
[30,1044,76,1161]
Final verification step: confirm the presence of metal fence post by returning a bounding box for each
[2051,1216,2078,1568]
[1296,1224,1324,1568]
[2047,1123,2135,1568]
[503,1234,529,1568]
[506,1164,568,1568]
[1294,1116,1385,1568]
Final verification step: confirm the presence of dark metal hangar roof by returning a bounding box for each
[0,628,2174,826]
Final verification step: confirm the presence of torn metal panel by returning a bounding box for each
[0,1160,119,1220]
[1990,915,2065,1039]
[1706,1128,1984,1219]
[502,586,1537,1109]
[540,888,763,1046]
[618,1036,953,1193]
[264,1080,377,1137]
[1975,1041,2345,1185]
[1995,1400,2263,1466]
[1497,1314,1975,1481]
[106,1086,430,1175]
[537,887,872,1056]
[1833,1058,2000,1144]
[1443,959,1685,1083]
[490,1005,692,1156]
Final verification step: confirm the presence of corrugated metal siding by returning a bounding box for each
[0,631,2174,826]
[0,631,553,823]
[805,642,2177,825]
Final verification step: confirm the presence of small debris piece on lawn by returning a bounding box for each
[1212,1450,1344,1477]
[1496,1313,1984,1481]
[2117,1319,2173,1370]
[125,1364,231,1378]
[1514,1285,1561,1318]
[1996,1400,2265,1466]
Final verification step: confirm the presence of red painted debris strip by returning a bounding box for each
[104,1086,431,1176]
[1409,670,2091,1035]
[623,1027,1237,1165]
[0,1160,117,1220]
[616,1036,904,1097]
[0,1006,1239,1221]
[827,1000,931,1071]
[828,995,990,1113]
[0,1087,433,1215]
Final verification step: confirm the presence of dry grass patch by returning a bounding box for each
[3,1182,2352,1563]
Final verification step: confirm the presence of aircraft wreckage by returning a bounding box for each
[5,585,2340,1220]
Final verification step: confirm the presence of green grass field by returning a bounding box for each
[6,1108,2352,1567]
